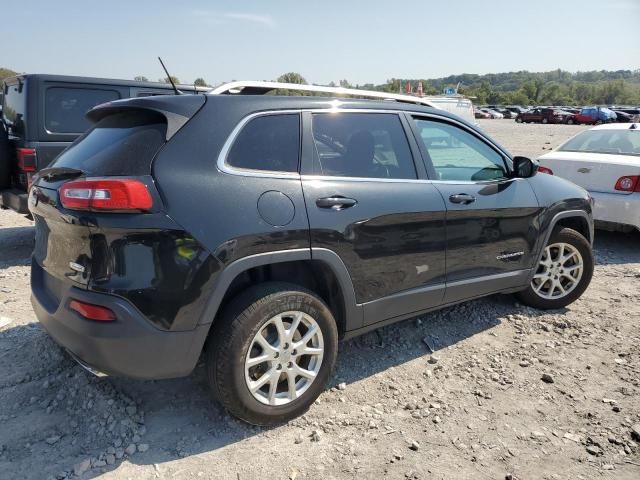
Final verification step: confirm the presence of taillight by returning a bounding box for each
[69,299,116,322]
[59,178,153,211]
[538,166,554,175]
[17,148,37,172]
[614,175,640,192]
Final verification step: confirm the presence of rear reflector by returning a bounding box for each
[538,166,554,175]
[614,175,640,192]
[59,178,153,211]
[17,148,37,172]
[69,299,116,321]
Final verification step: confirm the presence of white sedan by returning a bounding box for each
[538,123,640,232]
[480,108,504,119]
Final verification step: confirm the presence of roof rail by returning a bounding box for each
[209,81,435,108]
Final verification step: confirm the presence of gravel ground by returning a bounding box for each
[1,120,639,480]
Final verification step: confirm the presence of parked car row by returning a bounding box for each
[474,106,521,119]
[513,105,639,125]
[476,103,640,125]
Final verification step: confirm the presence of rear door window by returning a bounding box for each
[45,87,120,134]
[49,111,167,175]
[310,112,416,179]
[226,114,300,173]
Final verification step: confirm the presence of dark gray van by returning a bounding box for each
[0,74,208,213]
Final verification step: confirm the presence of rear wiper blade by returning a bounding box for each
[38,167,84,181]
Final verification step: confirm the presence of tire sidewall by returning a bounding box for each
[214,287,338,425]
[518,228,594,310]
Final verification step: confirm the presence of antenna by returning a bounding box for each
[157,56,181,95]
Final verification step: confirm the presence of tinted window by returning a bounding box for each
[227,114,300,172]
[3,82,27,137]
[558,129,640,156]
[45,87,120,134]
[413,118,507,181]
[50,111,167,175]
[311,113,416,179]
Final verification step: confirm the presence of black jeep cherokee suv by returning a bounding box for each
[29,93,594,425]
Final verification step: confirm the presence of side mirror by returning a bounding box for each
[512,156,538,178]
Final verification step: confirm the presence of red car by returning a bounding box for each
[515,108,575,124]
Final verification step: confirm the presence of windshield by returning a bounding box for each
[558,129,640,156]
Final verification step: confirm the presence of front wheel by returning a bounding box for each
[566,118,575,125]
[206,282,338,425]
[541,117,549,124]
[516,227,593,309]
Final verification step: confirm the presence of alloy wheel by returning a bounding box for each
[531,242,584,300]
[244,311,324,406]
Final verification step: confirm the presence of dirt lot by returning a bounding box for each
[1,120,639,480]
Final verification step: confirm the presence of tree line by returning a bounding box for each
[361,69,640,106]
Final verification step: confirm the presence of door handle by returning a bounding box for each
[316,196,357,209]
[449,193,476,205]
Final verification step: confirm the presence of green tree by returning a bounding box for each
[277,72,307,84]
[134,75,149,82]
[194,77,208,87]
[0,68,17,81]
[160,76,180,85]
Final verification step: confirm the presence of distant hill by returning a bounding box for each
[359,69,640,106]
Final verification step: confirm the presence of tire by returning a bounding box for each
[516,117,523,123]
[541,117,549,124]
[566,118,575,125]
[206,282,339,426]
[516,227,593,310]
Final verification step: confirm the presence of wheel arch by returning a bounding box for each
[529,209,594,283]
[198,248,361,337]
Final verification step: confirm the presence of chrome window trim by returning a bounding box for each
[217,110,303,179]
[217,107,513,180]
[301,174,526,185]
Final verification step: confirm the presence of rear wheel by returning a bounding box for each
[541,117,549,124]
[516,228,593,309]
[566,118,575,125]
[516,117,523,123]
[206,282,338,425]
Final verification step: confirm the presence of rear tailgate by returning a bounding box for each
[538,151,640,194]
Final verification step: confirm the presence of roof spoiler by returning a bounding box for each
[86,95,206,140]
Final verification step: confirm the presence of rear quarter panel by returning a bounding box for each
[151,98,310,285]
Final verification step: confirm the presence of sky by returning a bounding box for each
[3,0,639,86]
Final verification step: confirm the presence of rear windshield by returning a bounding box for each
[558,129,640,156]
[2,81,27,137]
[50,111,167,175]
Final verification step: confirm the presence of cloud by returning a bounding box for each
[195,11,276,29]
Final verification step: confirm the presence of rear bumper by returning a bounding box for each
[0,188,29,214]
[590,190,640,231]
[31,262,210,379]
